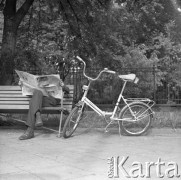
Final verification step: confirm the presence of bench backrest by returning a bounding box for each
[0,85,74,113]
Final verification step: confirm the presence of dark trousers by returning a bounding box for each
[26,90,59,128]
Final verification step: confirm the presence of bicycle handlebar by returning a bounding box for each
[76,56,116,81]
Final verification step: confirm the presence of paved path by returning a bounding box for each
[0,127,181,180]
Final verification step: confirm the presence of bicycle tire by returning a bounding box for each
[62,105,84,138]
[119,102,153,136]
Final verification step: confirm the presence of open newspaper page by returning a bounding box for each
[15,70,63,99]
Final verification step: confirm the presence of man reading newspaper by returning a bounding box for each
[16,70,69,140]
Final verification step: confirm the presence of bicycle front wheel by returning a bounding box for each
[62,105,84,138]
[119,102,153,136]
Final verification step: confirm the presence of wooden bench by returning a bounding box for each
[0,85,74,137]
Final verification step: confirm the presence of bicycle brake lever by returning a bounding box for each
[104,69,116,74]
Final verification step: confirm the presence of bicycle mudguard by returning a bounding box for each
[119,101,154,118]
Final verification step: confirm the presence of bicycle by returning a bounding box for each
[62,56,155,138]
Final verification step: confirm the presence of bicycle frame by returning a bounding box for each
[79,79,150,122]
[62,56,156,138]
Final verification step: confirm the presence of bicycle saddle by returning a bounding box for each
[118,74,136,81]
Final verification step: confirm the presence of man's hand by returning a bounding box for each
[59,79,64,87]
[62,85,69,94]
[18,80,23,87]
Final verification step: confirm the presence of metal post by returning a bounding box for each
[153,64,156,103]
[57,91,64,138]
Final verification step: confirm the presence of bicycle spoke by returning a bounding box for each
[120,103,152,136]
[63,105,84,138]
[70,119,76,123]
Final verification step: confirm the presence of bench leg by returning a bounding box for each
[57,110,63,137]
[57,93,64,138]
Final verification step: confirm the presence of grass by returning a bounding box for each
[154,110,181,129]
[1,108,181,129]
[77,110,181,129]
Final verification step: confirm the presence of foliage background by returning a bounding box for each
[1,0,181,104]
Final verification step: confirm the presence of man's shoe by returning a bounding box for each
[35,112,43,127]
[19,132,34,140]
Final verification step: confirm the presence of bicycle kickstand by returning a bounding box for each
[118,121,121,137]
[104,119,114,133]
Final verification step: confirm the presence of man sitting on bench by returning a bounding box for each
[19,80,69,140]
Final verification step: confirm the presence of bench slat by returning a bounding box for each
[0,101,73,105]
[0,89,74,92]
[0,85,74,90]
[0,98,31,100]
[0,104,72,111]
[0,95,73,100]
[0,101,29,104]
[0,98,73,101]
[0,97,73,101]
[0,86,22,90]
[0,91,22,94]
[0,94,30,97]
[0,90,74,93]
[0,93,73,97]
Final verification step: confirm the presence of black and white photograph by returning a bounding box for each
[0,0,181,179]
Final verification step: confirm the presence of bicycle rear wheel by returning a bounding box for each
[62,105,84,138]
[119,102,153,136]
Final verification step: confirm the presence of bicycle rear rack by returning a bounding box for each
[126,98,155,108]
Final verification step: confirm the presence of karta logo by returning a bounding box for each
[107,156,180,178]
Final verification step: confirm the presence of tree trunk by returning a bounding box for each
[0,0,34,85]
[0,0,16,84]
[0,17,17,84]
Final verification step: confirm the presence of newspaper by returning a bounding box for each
[15,70,63,99]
